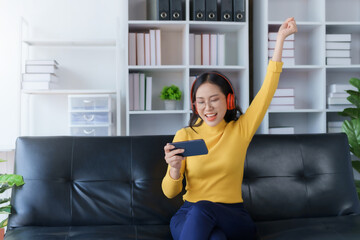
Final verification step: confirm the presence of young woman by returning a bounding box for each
[162,17,297,240]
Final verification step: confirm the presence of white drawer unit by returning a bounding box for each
[68,94,114,136]
[70,126,111,136]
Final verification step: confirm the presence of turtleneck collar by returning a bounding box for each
[195,118,227,135]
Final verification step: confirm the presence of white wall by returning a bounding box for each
[0,0,120,149]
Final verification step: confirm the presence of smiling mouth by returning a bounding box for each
[205,113,217,121]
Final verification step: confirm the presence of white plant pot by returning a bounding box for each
[164,100,177,110]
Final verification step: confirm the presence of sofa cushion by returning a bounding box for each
[256,214,360,240]
[4,225,172,240]
[8,136,183,228]
[243,134,360,221]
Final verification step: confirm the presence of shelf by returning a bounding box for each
[23,39,116,47]
[128,65,186,71]
[128,21,186,31]
[21,89,117,95]
[283,65,323,70]
[268,21,322,26]
[129,110,188,115]
[189,65,246,71]
[69,124,112,128]
[189,21,247,32]
[268,109,323,113]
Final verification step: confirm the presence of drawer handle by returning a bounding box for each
[83,99,93,104]
[83,129,95,135]
[83,114,95,121]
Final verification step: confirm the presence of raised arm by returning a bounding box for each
[239,18,297,139]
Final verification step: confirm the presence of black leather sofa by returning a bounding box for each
[5,133,360,240]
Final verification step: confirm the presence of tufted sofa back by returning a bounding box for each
[8,133,360,228]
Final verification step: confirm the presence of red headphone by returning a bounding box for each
[190,72,236,114]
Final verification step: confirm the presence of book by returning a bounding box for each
[146,76,152,110]
[268,104,295,110]
[129,73,134,111]
[202,34,210,65]
[328,127,343,133]
[26,60,59,66]
[194,34,202,65]
[192,0,205,21]
[149,30,156,66]
[269,32,294,41]
[217,34,225,66]
[329,84,356,93]
[155,29,162,65]
[269,49,294,57]
[133,73,140,110]
[144,33,151,66]
[329,92,348,98]
[326,50,351,58]
[189,33,195,65]
[136,33,145,66]
[128,33,137,66]
[170,0,183,20]
[205,0,217,21]
[22,81,57,90]
[269,127,295,134]
[326,57,351,65]
[274,88,294,97]
[327,97,350,105]
[326,42,351,50]
[140,73,146,110]
[268,40,294,49]
[25,65,58,74]
[220,0,232,21]
[210,34,217,65]
[326,34,351,42]
[147,0,170,20]
[22,73,58,82]
[233,0,245,22]
[271,97,295,105]
[328,121,343,128]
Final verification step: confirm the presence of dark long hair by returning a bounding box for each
[189,71,243,130]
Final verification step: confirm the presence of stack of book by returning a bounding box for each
[269,127,295,134]
[147,0,185,21]
[327,121,343,133]
[269,88,295,110]
[327,83,354,109]
[189,33,225,66]
[128,29,161,66]
[268,32,295,66]
[326,34,352,65]
[128,73,152,111]
[22,60,58,90]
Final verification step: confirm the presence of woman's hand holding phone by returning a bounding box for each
[164,143,185,180]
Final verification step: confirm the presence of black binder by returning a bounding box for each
[170,0,183,20]
[191,0,205,21]
[205,0,217,21]
[220,0,232,21]
[233,0,245,22]
[147,0,170,20]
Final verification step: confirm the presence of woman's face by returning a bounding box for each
[195,82,227,127]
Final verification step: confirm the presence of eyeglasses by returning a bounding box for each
[195,98,221,110]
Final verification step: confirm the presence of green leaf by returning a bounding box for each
[347,94,360,108]
[339,108,360,119]
[0,159,6,163]
[0,198,10,204]
[353,161,360,174]
[0,218,7,228]
[0,205,11,214]
[349,77,360,91]
[0,184,11,194]
[0,174,25,187]
[342,119,360,158]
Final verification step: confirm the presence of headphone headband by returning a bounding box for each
[190,72,236,113]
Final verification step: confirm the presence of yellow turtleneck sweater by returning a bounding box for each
[161,60,283,203]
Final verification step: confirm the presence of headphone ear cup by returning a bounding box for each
[227,94,235,110]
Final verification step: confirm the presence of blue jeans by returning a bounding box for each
[170,200,257,240]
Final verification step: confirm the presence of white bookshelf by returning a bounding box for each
[19,18,119,136]
[122,0,250,136]
[254,0,360,134]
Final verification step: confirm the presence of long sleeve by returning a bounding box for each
[161,128,187,199]
[239,60,283,139]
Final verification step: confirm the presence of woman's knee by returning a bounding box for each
[209,228,227,240]
[187,201,215,220]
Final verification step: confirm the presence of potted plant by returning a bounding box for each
[160,84,182,110]
[0,159,25,239]
[338,77,360,199]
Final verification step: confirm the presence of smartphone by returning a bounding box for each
[171,139,208,157]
